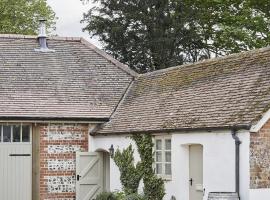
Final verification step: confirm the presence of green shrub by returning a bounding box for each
[132,134,165,200]
[113,134,165,200]
[124,193,146,200]
[114,191,125,200]
[95,191,118,200]
[143,175,165,200]
[113,145,143,195]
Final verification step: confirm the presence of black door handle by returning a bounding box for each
[9,154,31,157]
[189,178,193,186]
[77,174,82,181]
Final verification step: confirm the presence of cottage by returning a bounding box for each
[91,46,270,200]
[0,23,270,200]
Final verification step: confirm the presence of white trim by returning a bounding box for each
[250,109,270,133]
[154,135,172,180]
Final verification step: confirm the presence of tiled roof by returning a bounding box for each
[0,34,135,120]
[97,47,270,134]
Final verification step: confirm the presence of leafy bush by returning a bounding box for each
[124,193,146,200]
[143,176,165,200]
[114,191,125,200]
[95,192,118,200]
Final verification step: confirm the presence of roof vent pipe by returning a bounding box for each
[35,19,55,52]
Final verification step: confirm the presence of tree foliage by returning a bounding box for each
[0,0,56,35]
[82,0,270,73]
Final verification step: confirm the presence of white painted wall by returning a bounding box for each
[89,130,250,200]
[250,189,270,200]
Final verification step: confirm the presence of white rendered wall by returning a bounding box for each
[89,130,250,200]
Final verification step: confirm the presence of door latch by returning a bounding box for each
[189,178,193,186]
[77,174,82,181]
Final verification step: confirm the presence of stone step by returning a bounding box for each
[208,192,239,200]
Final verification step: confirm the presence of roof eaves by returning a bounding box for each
[0,116,110,123]
[92,124,251,136]
[80,38,138,78]
[0,34,82,42]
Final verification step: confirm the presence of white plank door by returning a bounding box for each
[76,152,104,200]
[189,145,203,200]
[0,144,32,200]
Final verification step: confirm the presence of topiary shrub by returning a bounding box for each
[95,191,118,200]
[113,145,143,195]
[113,134,165,200]
[132,134,165,200]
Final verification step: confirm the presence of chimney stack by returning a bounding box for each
[35,19,55,52]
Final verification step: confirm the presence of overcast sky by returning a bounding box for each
[47,0,101,47]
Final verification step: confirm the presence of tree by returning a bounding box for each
[0,0,56,35]
[82,0,270,73]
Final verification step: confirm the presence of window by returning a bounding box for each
[3,125,11,142]
[0,124,31,143]
[154,136,172,179]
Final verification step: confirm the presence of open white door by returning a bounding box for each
[76,152,104,200]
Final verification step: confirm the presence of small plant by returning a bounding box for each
[95,191,118,200]
[114,191,125,200]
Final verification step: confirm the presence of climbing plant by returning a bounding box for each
[132,134,165,200]
[113,145,143,195]
[113,134,165,199]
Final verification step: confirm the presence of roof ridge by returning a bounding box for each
[0,34,81,41]
[0,34,37,39]
[80,38,138,78]
[141,46,270,77]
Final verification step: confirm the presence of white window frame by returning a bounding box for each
[154,135,172,180]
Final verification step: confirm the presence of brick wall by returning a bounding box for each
[39,124,89,200]
[250,120,270,189]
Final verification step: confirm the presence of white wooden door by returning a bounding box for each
[189,145,203,200]
[0,125,32,200]
[76,152,104,200]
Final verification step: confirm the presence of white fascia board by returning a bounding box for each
[250,109,270,133]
